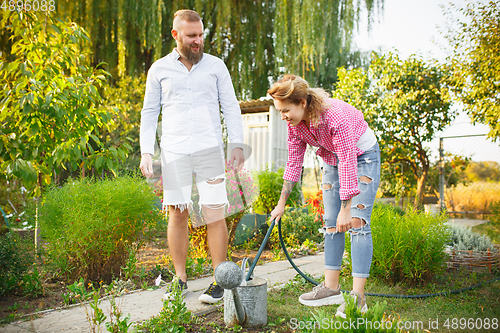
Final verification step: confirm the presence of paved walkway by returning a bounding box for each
[1,253,325,332]
[447,218,488,227]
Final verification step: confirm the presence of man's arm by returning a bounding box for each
[216,60,245,170]
[139,64,161,177]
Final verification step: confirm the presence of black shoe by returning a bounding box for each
[163,278,188,301]
[199,282,224,304]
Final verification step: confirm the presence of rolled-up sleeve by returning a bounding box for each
[283,128,307,182]
[331,123,360,201]
[140,66,161,155]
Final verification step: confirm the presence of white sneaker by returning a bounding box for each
[335,290,368,318]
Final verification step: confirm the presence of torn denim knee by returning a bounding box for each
[348,224,371,242]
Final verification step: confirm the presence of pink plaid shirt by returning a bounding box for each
[283,98,369,201]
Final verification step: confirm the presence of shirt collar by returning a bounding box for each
[172,48,205,66]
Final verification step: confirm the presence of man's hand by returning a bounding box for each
[140,153,154,178]
[230,147,245,172]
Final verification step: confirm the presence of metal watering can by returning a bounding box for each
[214,258,267,327]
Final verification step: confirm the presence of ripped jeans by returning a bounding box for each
[321,143,380,278]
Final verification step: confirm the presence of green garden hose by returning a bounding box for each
[247,217,500,299]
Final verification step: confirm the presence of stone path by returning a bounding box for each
[1,254,325,332]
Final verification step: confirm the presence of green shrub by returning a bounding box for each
[448,224,495,251]
[0,233,38,296]
[252,165,302,214]
[348,203,451,286]
[490,200,500,225]
[269,208,323,250]
[39,174,165,283]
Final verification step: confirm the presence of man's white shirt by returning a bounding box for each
[140,49,244,156]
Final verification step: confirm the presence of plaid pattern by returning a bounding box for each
[283,98,369,201]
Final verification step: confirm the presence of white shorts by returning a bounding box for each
[161,148,228,214]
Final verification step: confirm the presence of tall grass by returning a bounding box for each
[346,203,451,286]
[446,181,500,213]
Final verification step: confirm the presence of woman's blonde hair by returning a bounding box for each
[267,74,329,127]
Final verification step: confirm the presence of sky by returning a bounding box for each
[353,0,500,164]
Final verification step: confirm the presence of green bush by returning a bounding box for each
[269,208,323,250]
[39,174,165,283]
[0,233,38,296]
[348,203,451,286]
[490,200,500,225]
[252,165,302,214]
[448,224,495,251]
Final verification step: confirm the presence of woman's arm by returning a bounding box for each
[270,180,297,223]
[336,198,353,232]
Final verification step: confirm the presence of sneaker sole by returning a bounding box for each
[163,288,188,301]
[199,294,223,304]
[299,294,344,306]
[336,304,368,318]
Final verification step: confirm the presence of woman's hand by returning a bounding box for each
[336,208,353,233]
[270,204,285,224]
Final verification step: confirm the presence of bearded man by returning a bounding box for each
[139,9,245,304]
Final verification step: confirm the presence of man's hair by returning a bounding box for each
[173,9,202,30]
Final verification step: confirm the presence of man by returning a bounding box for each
[139,9,245,304]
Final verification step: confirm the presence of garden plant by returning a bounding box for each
[38,174,165,283]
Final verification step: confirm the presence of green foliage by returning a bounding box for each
[273,0,379,88]
[448,224,496,251]
[0,232,38,296]
[138,278,192,332]
[253,166,302,214]
[353,203,451,285]
[1,1,384,99]
[20,265,44,297]
[444,0,500,139]
[464,161,500,182]
[304,298,404,332]
[99,75,147,172]
[63,278,93,305]
[491,200,500,225]
[333,52,456,203]
[426,153,470,196]
[0,11,130,196]
[38,174,165,283]
[269,208,323,250]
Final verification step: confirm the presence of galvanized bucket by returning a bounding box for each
[214,260,268,328]
[223,277,267,327]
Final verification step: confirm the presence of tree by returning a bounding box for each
[0,11,130,197]
[0,0,384,99]
[332,52,456,204]
[273,0,382,88]
[444,0,500,139]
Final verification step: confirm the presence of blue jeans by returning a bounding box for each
[321,143,380,278]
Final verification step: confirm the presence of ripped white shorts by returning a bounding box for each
[161,148,228,213]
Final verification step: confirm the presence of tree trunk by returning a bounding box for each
[415,169,428,206]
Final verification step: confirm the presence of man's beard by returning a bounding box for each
[178,40,204,64]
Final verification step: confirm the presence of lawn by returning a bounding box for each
[136,255,500,332]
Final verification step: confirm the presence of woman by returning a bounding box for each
[268,74,380,318]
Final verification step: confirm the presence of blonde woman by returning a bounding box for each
[268,74,380,318]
